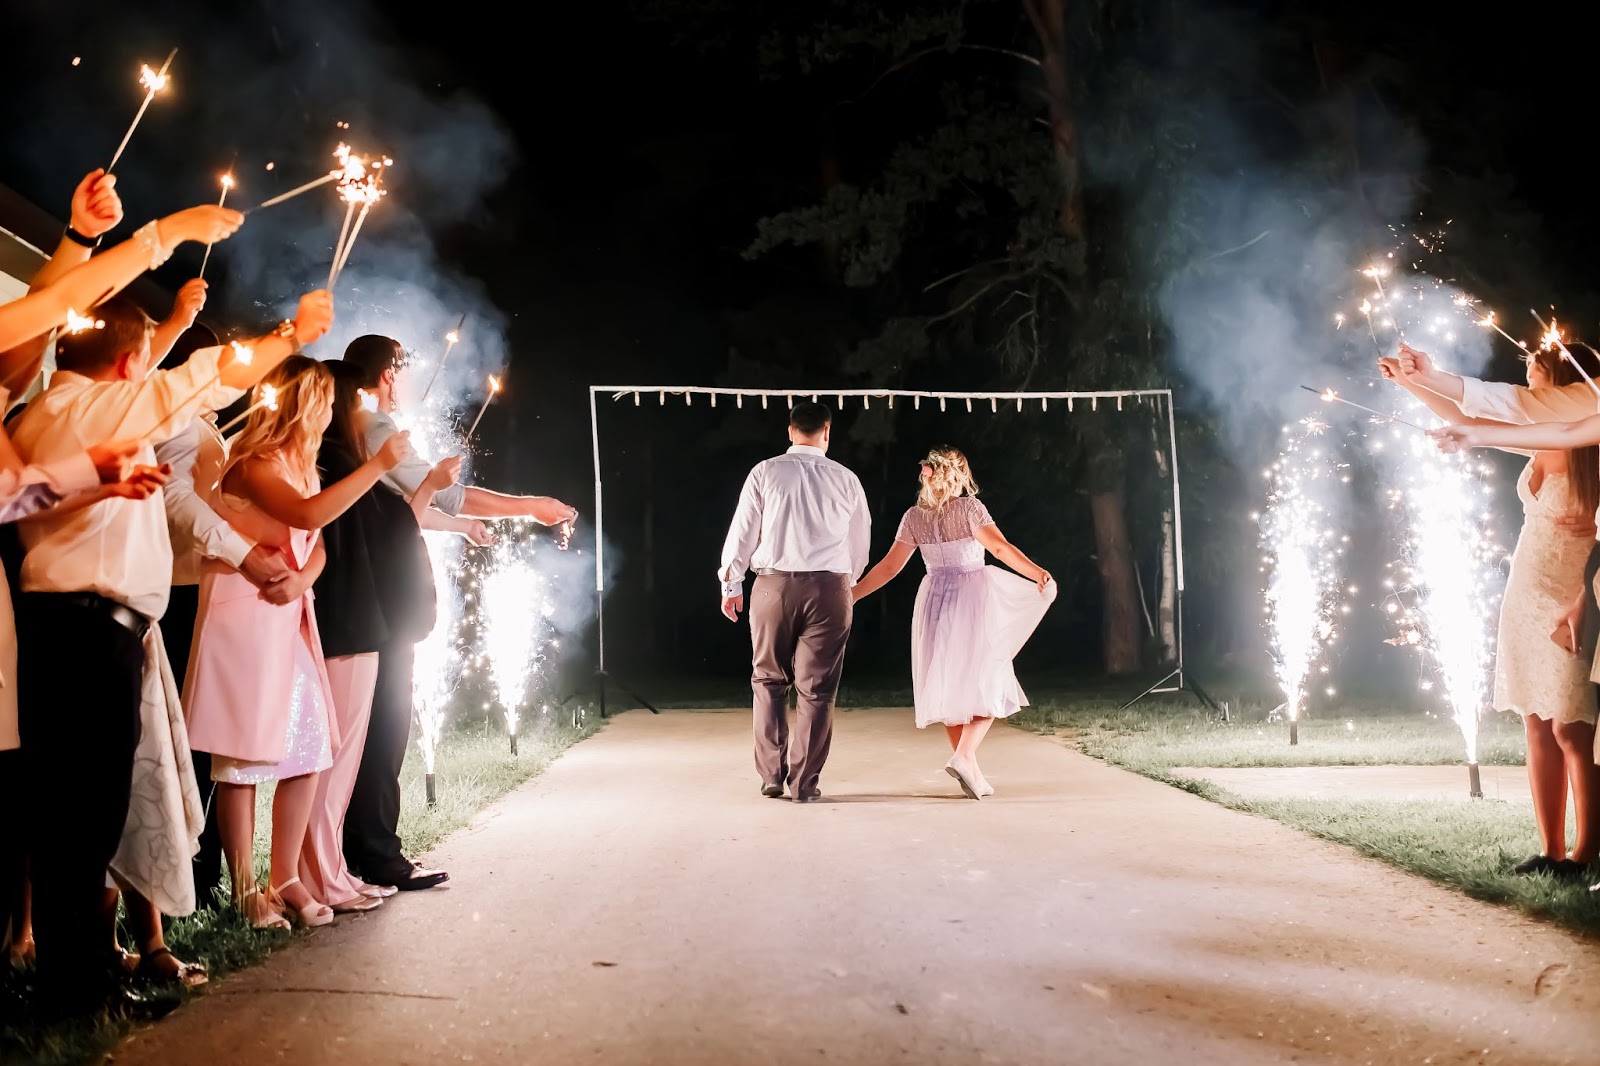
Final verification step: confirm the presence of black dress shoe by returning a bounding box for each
[760,783,785,798]
[372,860,450,891]
[1511,854,1561,875]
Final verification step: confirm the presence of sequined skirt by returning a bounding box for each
[212,632,335,784]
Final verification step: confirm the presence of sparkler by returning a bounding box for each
[418,315,466,405]
[215,382,279,436]
[1531,311,1600,398]
[247,142,371,214]
[64,309,104,334]
[198,172,235,279]
[327,150,389,290]
[464,374,502,444]
[118,340,253,440]
[1299,385,1427,430]
[1259,423,1350,744]
[106,49,176,174]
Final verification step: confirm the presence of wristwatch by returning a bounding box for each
[63,225,102,249]
[274,318,302,355]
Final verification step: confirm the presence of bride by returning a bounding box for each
[852,447,1055,799]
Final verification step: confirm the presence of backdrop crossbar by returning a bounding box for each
[586,385,1214,716]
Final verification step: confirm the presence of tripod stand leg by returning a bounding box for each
[1118,668,1179,711]
[1185,674,1225,718]
[595,671,661,715]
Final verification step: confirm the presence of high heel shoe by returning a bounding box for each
[238,886,290,931]
[269,876,334,928]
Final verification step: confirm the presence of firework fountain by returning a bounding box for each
[478,532,558,755]
[1258,417,1351,744]
[1356,261,1504,795]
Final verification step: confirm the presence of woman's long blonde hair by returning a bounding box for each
[224,355,333,494]
[917,445,979,511]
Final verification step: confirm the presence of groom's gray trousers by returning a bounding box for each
[749,570,853,799]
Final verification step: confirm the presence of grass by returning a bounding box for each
[1008,694,1600,938]
[0,709,599,1066]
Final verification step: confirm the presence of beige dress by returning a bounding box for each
[1494,463,1595,725]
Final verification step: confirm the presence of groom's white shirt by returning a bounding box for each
[718,445,871,597]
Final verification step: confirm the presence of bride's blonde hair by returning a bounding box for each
[916,445,979,511]
[225,355,333,495]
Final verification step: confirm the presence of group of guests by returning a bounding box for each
[1383,342,1600,888]
[0,169,576,1022]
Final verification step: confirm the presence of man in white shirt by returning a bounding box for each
[1401,342,1600,424]
[10,288,331,1014]
[719,402,870,803]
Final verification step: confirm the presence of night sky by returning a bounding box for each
[1,1,1594,697]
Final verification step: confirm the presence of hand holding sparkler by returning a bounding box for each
[68,169,123,243]
[422,454,464,494]
[1395,342,1434,379]
[1427,424,1476,454]
[463,519,496,548]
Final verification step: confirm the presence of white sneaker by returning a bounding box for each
[945,755,981,800]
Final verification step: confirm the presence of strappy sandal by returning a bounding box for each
[136,946,209,989]
[238,886,290,931]
[270,877,333,928]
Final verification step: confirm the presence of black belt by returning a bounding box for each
[28,592,150,639]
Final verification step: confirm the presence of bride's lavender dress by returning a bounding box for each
[896,497,1056,728]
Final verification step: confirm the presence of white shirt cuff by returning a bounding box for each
[41,451,100,496]
[720,579,744,598]
[215,531,256,570]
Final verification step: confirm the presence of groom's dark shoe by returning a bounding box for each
[760,782,785,798]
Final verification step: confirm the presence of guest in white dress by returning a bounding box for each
[852,447,1055,799]
[1391,343,1600,876]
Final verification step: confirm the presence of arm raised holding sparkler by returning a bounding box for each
[1430,416,1600,453]
[0,203,241,353]
[149,279,209,363]
[0,169,124,392]
[1400,342,1599,424]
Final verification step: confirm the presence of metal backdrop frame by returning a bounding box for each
[586,385,1216,717]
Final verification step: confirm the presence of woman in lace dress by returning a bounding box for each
[1387,343,1600,877]
[852,447,1055,799]
[184,357,407,928]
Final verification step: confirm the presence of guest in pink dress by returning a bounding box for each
[183,356,408,929]
[851,447,1055,800]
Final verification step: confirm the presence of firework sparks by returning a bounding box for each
[479,537,553,752]
[215,382,279,436]
[1259,423,1349,740]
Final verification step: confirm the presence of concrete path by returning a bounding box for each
[1170,763,1535,804]
[113,709,1599,1066]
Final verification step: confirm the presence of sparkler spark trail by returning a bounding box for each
[64,309,104,334]
[1259,424,1349,741]
[1531,311,1600,398]
[216,382,279,436]
[418,315,466,406]
[464,374,502,444]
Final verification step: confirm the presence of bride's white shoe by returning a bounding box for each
[945,755,982,800]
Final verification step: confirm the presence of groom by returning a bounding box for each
[718,402,871,802]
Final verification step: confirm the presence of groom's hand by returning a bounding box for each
[721,593,744,622]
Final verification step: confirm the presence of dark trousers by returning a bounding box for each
[343,641,414,879]
[749,571,853,798]
[160,583,222,907]
[18,594,146,999]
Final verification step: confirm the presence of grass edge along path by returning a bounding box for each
[1053,731,1600,939]
[1,715,601,1066]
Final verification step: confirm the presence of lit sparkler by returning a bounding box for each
[106,49,176,174]
[1532,311,1600,398]
[1300,385,1426,430]
[215,382,279,436]
[64,309,104,334]
[327,149,388,289]
[198,172,235,279]
[464,374,502,445]
[418,315,466,406]
[1259,422,1350,744]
